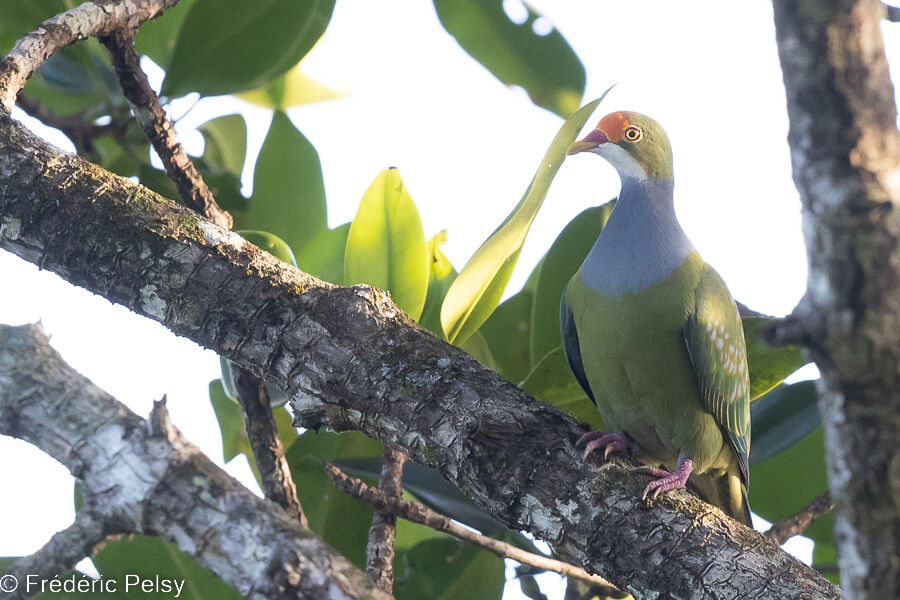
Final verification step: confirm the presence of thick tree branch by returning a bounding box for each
[2,513,116,600]
[772,1,900,597]
[100,30,231,229]
[0,0,181,112]
[0,323,389,600]
[0,111,839,599]
[766,493,835,546]
[364,449,406,592]
[326,463,614,589]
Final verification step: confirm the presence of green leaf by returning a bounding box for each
[419,231,458,336]
[199,114,247,175]
[394,539,505,600]
[750,381,820,465]
[245,111,327,255]
[296,223,350,284]
[520,345,602,429]
[440,93,609,344]
[237,230,297,267]
[432,0,585,117]
[344,168,430,319]
[92,534,242,600]
[134,0,199,66]
[743,317,810,401]
[478,286,534,384]
[285,430,383,568]
[162,0,336,98]
[457,330,497,371]
[335,458,506,535]
[749,422,832,558]
[0,557,16,573]
[530,201,615,364]
[236,62,346,110]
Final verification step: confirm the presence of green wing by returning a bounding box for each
[683,265,750,486]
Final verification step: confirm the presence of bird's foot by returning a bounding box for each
[633,457,694,500]
[576,431,632,461]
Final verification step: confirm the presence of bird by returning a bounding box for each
[560,111,752,526]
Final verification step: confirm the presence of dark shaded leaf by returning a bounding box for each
[750,381,820,465]
[478,286,534,384]
[199,114,247,175]
[394,538,505,600]
[134,0,199,67]
[296,223,350,284]
[432,0,584,117]
[162,0,335,98]
[520,345,602,430]
[530,201,615,364]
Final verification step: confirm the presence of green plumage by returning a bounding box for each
[562,111,751,526]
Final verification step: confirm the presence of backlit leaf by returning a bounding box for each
[743,316,810,401]
[237,61,346,110]
[419,230,458,335]
[440,93,609,344]
[344,168,430,319]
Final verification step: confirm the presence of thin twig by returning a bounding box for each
[100,30,231,228]
[365,448,407,591]
[16,95,128,155]
[234,368,308,528]
[765,492,834,545]
[324,462,617,590]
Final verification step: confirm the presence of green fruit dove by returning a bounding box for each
[561,111,752,526]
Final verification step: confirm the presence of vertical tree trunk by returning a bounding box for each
[772,1,900,597]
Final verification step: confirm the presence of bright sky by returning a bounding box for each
[4,1,896,596]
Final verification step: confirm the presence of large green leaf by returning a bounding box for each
[162,0,335,98]
[742,316,810,401]
[478,285,534,384]
[432,0,584,117]
[285,430,383,568]
[134,0,198,66]
[92,534,242,600]
[199,114,247,176]
[749,423,832,560]
[519,345,602,430]
[749,381,820,465]
[296,222,350,284]
[394,538,505,600]
[244,111,327,255]
[419,231,458,336]
[530,201,615,364]
[344,168,430,320]
[236,62,346,110]
[440,93,609,344]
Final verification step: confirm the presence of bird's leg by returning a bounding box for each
[576,430,632,461]
[632,456,694,500]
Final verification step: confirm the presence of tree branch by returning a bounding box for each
[100,29,232,229]
[16,94,128,155]
[0,111,840,599]
[0,323,390,600]
[326,463,615,589]
[0,0,181,112]
[365,448,406,592]
[233,369,309,528]
[1,513,116,600]
[772,1,900,597]
[766,493,835,546]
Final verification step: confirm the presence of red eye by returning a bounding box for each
[624,126,643,142]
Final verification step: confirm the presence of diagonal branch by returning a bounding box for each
[0,323,390,600]
[326,463,615,589]
[0,109,840,600]
[765,492,834,546]
[100,30,231,229]
[0,0,181,112]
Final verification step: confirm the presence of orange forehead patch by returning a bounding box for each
[595,112,631,143]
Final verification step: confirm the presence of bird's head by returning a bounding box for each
[566,111,673,181]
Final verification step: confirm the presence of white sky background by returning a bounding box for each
[3,0,898,596]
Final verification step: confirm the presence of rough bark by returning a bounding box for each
[364,449,406,592]
[771,2,900,598]
[0,323,389,600]
[0,110,838,599]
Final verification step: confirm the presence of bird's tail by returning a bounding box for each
[687,466,752,527]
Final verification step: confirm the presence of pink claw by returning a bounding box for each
[576,431,632,461]
[633,457,694,500]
